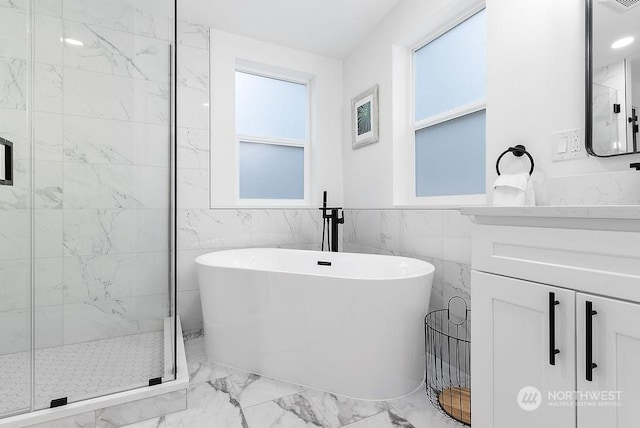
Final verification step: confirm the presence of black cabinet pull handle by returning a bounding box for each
[586,301,598,381]
[549,292,560,365]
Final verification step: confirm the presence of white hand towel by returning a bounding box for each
[524,176,536,206]
[493,172,531,206]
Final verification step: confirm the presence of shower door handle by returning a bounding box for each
[0,137,13,186]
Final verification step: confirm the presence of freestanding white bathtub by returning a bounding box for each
[195,248,434,400]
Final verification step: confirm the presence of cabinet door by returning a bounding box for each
[577,293,640,428]
[471,271,576,428]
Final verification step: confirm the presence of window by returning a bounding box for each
[235,70,308,200]
[413,8,486,201]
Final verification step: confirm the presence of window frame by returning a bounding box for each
[233,68,311,207]
[409,5,487,207]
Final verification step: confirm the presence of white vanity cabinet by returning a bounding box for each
[463,207,640,428]
[575,293,640,428]
[472,271,576,428]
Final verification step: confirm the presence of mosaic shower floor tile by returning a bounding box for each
[0,331,164,416]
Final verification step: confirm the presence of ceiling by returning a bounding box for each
[179,0,400,59]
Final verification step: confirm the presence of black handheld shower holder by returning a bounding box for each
[319,191,344,252]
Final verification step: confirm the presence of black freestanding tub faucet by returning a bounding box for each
[320,191,344,252]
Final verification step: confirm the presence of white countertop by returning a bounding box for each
[461,205,640,220]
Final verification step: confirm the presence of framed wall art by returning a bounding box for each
[351,85,379,149]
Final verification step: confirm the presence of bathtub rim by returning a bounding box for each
[195,248,435,281]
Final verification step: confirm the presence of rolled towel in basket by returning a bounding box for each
[493,172,535,206]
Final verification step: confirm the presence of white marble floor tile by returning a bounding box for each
[228,368,303,409]
[184,337,229,385]
[342,409,414,428]
[164,378,247,428]
[181,337,464,428]
[304,387,389,427]
[242,392,330,428]
[388,390,460,428]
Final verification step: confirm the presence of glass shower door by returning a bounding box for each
[0,0,176,417]
[0,0,32,417]
[30,0,175,409]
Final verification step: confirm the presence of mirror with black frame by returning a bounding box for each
[587,0,640,157]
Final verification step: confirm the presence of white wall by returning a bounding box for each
[487,0,640,204]
[209,30,344,208]
[342,0,640,209]
[340,0,486,316]
[343,0,482,208]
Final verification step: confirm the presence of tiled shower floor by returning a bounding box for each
[0,331,164,416]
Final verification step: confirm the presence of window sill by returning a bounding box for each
[393,193,487,209]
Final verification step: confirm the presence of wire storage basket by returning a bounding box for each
[425,296,471,426]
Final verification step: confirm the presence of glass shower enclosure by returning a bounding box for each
[0,0,176,417]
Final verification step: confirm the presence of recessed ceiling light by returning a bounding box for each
[611,37,634,49]
[60,37,84,46]
[202,103,209,107]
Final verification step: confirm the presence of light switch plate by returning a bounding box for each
[552,128,587,161]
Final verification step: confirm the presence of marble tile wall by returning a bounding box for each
[59,0,173,346]
[0,0,175,354]
[0,0,37,356]
[343,209,473,316]
[174,18,211,335]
